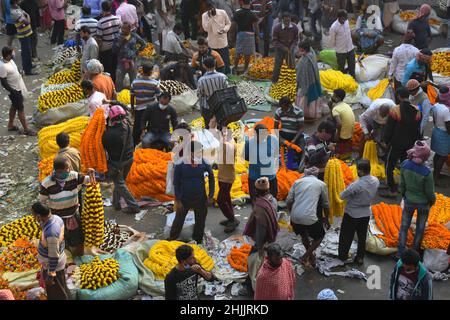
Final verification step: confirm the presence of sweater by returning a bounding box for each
[174,161,215,203]
[399,160,436,206]
[272,22,299,51]
[37,215,66,272]
[383,103,421,151]
[389,260,433,300]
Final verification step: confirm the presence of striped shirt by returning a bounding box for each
[75,17,99,35]
[96,14,122,51]
[10,7,33,38]
[197,71,228,110]
[39,171,90,217]
[38,215,66,272]
[274,106,304,136]
[130,76,161,111]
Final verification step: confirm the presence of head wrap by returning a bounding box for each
[406,79,420,91]
[86,59,104,74]
[416,4,431,19]
[255,177,270,191]
[404,29,415,42]
[317,289,338,300]
[416,51,432,64]
[407,140,431,165]
[304,166,320,176]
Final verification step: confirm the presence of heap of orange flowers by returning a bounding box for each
[38,156,55,182]
[352,122,363,149]
[0,237,40,273]
[338,159,356,186]
[227,243,252,272]
[126,148,174,202]
[80,109,107,173]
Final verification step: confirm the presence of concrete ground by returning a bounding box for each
[0,22,449,300]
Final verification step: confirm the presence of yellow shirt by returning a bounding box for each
[332,102,355,140]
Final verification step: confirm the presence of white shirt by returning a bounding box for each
[201,9,231,50]
[162,30,183,54]
[88,91,109,118]
[359,98,396,134]
[0,59,27,92]
[329,20,354,54]
[388,43,419,82]
[432,103,450,131]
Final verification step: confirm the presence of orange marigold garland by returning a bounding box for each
[338,159,355,186]
[227,243,252,272]
[38,156,55,181]
[352,122,363,150]
[80,109,107,173]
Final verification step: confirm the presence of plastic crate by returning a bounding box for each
[207,86,240,113]
[214,98,247,126]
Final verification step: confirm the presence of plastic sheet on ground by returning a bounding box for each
[1,270,40,291]
[318,227,357,257]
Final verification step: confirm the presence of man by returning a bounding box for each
[381,88,421,198]
[86,59,117,100]
[32,202,70,300]
[383,0,399,33]
[338,159,379,265]
[407,79,432,136]
[0,46,35,135]
[180,0,199,40]
[329,10,355,78]
[430,94,450,188]
[308,0,322,41]
[103,105,141,214]
[232,0,259,74]
[39,157,95,257]
[287,166,330,267]
[112,21,146,91]
[160,57,196,89]
[48,0,66,45]
[251,0,272,58]
[80,26,99,74]
[83,0,102,18]
[274,96,304,147]
[130,63,161,146]
[388,30,419,91]
[254,243,295,300]
[154,0,176,54]
[398,141,435,256]
[75,6,98,35]
[243,177,279,291]
[20,0,40,62]
[56,132,81,172]
[271,12,298,84]
[141,92,177,149]
[389,248,433,300]
[10,0,36,75]
[191,37,225,75]
[330,89,355,160]
[196,57,228,128]
[305,120,336,180]
[96,1,121,81]
[407,4,432,50]
[0,0,17,46]
[115,0,138,29]
[321,0,347,34]
[402,49,433,87]
[81,79,109,119]
[164,245,214,300]
[171,141,215,243]
[162,23,189,62]
[358,98,396,158]
[202,1,232,74]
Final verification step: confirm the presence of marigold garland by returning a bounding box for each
[227,243,252,272]
[0,237,41,273]
[324,158,346,223]
[79,109,107,173]
[352,122,363,149]
[38,156,55,181]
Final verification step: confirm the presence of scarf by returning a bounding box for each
[296,50,322,103]
[243,195,279,243]
[254,258,295,300]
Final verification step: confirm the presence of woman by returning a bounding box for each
[353,5,384,54]
[86,59,117,100]
[407,4,432,50]
[296,40,323,122]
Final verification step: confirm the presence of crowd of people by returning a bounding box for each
[0,0,449,302]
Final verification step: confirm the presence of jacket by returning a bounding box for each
[383,103,421,151]
[389,260,433,300]
[399,160,436,206]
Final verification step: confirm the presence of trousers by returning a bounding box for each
[170,200,208,243]
[217,181,235,221]
[398,201,430,255]
[51,19,65,45]
[338,213,370,260]
[336,49,356,78]
[108,158,140,210]
[19,36,33,74]
[385,146,408,191]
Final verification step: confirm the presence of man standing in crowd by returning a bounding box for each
[115,0,138,29]
[251,0,272,58]
[397,141,435,257]
[202,0,232,75]
[339,159,379,265]
[329,10,355,78]
[32,202,71,300]
[141,92,178,149]
[162,23,189,62]
[274,96,304,147]
[165,245,214,300]
[83,0,102,18]
[0,46,35,135]
[112,21,147,91]
[96,1,122,81]
[171,141,215,244]
[254,243,295,300]
[20,0,40,62]
[75,6,99,35]
[103,105,141,214]
[232,0,259,74]
[130,63,161,146]
[407,79,432,136]
[305,120,336,180]
[180,0,199,41]
[0,0,18,46]
[196,57,228,128]
[155,0,176,54]
[308,0,322,41]
[381,88,422,198]
[191,37,225,75]
[48,0,66,45]
[330,89,355,160]
[271,12,298,84]
[39,157,95,257]
[80,26,99,74]
[56,132,81,172]
[287,166,330,267]
[407,4,432,50]
[401,49,433,87]
[389,248,433,300]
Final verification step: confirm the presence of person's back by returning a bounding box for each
[400,159,435,206]
[340,174,379,217]
[92,73,115,100]
[383,102,421,151]
[102,121,134,162]
[332,101,355,140]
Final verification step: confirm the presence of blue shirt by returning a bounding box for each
[83,0,102,17]
[2,0,14,24]
[174,161,215,203]
[402,59,426,86]
[244,135,279,181]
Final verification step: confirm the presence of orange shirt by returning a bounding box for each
[92,73,116,100]
[191,49,225,70]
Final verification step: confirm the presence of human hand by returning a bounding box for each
[45,275,55,287]
[328,143,336,152]
[87,168,95,175]
[191,264,202,274]
[323,219,331,230]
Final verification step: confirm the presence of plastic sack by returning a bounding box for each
[355,55,390,83]
[34,101,89,127]
[163,211,195,240]
[318,50,338,70]
[423,249,450,272]
[170,90,198,115]
[432,48,450,86]
[75,249,139,300]
[1,270,40,291]
[365,220,397,255]
[165,161,175,196]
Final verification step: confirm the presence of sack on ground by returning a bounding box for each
[355,55,390,83]
[423,249,450,272]
[34,101,89,127]
[170,90,198,115]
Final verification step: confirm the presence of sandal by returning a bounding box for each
[20,129,37,136]
[7,126,19,132]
